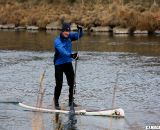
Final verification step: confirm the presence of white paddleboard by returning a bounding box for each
[19,103,124,117]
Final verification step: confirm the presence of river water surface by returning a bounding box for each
[0,30,160,130]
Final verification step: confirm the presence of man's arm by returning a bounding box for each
[69,26,83,41]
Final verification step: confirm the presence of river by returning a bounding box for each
[0,30,160,130]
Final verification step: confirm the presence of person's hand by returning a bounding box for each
[77,25,82,32]
[71,53,79,60]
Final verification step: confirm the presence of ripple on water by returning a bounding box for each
[0,51,159,130]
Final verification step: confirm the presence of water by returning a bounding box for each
[0,30,160,130]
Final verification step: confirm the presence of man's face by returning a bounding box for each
[62,31,70,38]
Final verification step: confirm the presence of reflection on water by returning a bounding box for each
[0,30,160,55]
[31,109,78,130]
[54,113,63,130]
[63,112,77,130]
[31,112,45,130]
[54,113,77,130]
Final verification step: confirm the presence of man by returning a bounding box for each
[53,22,83,109]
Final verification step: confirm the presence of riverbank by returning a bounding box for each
[1,24,160,36]
[0,1,160,34]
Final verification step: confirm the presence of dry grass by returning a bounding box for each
[0,1,159,31]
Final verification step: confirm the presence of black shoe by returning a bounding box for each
[54,98,60,109]
[69,102,78,107]
[54,102,60,110]
[55,105,60,110]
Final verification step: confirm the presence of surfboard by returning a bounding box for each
[19,103,125,117]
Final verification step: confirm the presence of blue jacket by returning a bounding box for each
[54,31,83,65]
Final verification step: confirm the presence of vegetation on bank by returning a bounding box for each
[0,0,160,31]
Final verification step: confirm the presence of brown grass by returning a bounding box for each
[0,1,159,31]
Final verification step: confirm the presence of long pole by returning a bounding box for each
[70,27,80,114]
[73,29,79,94]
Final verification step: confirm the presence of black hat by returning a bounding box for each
[62,22,71,32]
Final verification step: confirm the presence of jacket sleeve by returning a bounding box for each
[69,30,83,41]
[55,39,71,57]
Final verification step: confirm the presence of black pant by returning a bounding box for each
[54,62,74,103]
